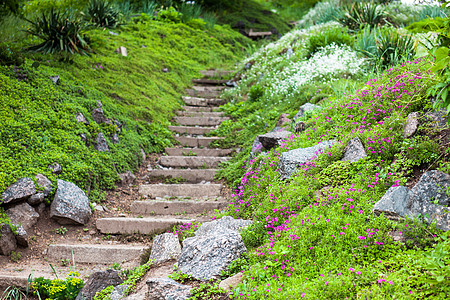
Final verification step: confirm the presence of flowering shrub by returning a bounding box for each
[33,272,84,300]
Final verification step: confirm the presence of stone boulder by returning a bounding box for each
[258,131,293,150]
[178,216,251,280]
[403,112,420,138]
[293,103,321,121]
[50,179,92,225]
[342,137,367,163]
[76,270,123,300]
[372,171,450,231]
[149,233,182,264]
[95,133,110,152]
[146,278,191,300]
[278,140,336,178]
[1,177,36,205]
[0,224,17,255]
[6,202,39,231]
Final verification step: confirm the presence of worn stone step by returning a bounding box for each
[47,244,146,264]
[182,96,225,107]
[149,169,217,182]
[130,200,227,215]
[176,111,224,117]
[200,70,233,78]
[165,148,233,157]
[96,217,192,235]
[169,126,215,135]
[186,89,221,98]
[174,116,229,126]
[139,183,223,198]
[192,79,228,85]
[193,85,227,92]
[182,106,215,112]
[160,156,230,168]
[175,136,224,147]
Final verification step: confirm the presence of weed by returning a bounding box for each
[9,251,21,263]
[169,271,193,283]
[109,262,121,270]
[55,226,68,235]
[0,286,27,300]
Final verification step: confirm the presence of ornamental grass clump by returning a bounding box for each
[86,0,121,28]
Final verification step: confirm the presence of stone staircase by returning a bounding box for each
[0,70,233,290]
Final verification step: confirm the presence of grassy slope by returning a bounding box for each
[0,21,250,201]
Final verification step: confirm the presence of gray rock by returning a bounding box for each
[194,216,252,237]
[293,103,321,121]
[279,140,336,178]
[178,230,247,280]
[50,179,92,225]
[80,133,87,143]
[110,285,130,300]
[119,171,136,186]
[95,133,110,152]
[250,136,264,156]
[403,112,420,138]
[219,272,244,292]
[50,76,59,85]
[149,233,182,264]
[0,224,17,256]
[36,173,53,197]
[372,186,410,220]
[14,225,29,247]
[6,202,39,231]
[76,112,89,125]
[1,177,36,205]
[28,192,45,205]
[425,110,448,129]
[115,46,127,57]
[123,293,145,300]
[109,31,119,36]
[146,278,191,300]
[258,131,293,150]
[342,137,367,163]
[112,133,119,145]
[76,270,123,300]
[49,163,62,174]
[92,107,107,124]
[409,170,450,207]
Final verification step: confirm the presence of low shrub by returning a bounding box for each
[32,272,84,300]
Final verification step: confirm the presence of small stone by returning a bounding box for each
[1,177,36,205]
[372,186,410,220]
[15,225,29,247]
[80,133,87,143]
[294,121,306,133]
[37,203,46,215]
[36,173,53,197]
[149,233,182,264]
[286,48,294,59]
[50,76,59,85]
[425,110,449,130]
[219,272,244,292]
[109,31,119,36]
[162,68,169,73]
[115,46,127,57]
[403,112,420,138]
[140,148,146,162]
[49,163,62,174]
[250,136,264,156]
[342,137,367,163]
[76,112,89,125]
[95,133,110,152]
[112,133,119,145]
[110,285,130,300]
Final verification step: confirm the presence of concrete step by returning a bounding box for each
[182,106,215,112]
[186,89,221,98]
[174,116,229,126]
[160,156,230,168]
[149,169,217,182]
[165,148,233,157]
[130,200,227,215]
[139,183,223,198]
[193,79,228,85]
[47,244,146,264]
[96,217,193,235]
[182,96,225,107]
[175,136,224,147]
[169,126,215,135]
[176,111,224,117]
[200,70,233,78]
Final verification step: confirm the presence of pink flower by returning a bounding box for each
[301,293,306,298]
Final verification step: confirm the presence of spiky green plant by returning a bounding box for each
[86,0,121,28]
[339,1,385,31]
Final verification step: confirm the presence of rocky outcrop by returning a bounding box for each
[1,177,36,205]
[373,170,450,231]
[178,216,251,280]
[76,270,123,300]
[258,131,293,150]
[146,278,191,300]
[50,179,92,225]
[342,137,367,163]
[278,140,336,178]
[149,233,182,264]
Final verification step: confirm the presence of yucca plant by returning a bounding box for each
[25,9,90,55]
[339,1,385,32]
[86,0,121,28]
[179,2,203,23]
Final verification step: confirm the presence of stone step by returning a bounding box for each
[47,244,146,264]
[130,200,227,215]
[165,148,233,157]
[186,89,220,98]
[182,106,215,112]
[139,183,223,198]
[160,156,230,168]
[174,116,229,126]
[200,70,233,78]
[96,217,193,235]
[169,126,215,135]
[175,136,224,147]
[182,96,225,107]
[193,85,227,92]
[148,169,217,182]
[193,79,228,85]
[176,111,224,117]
